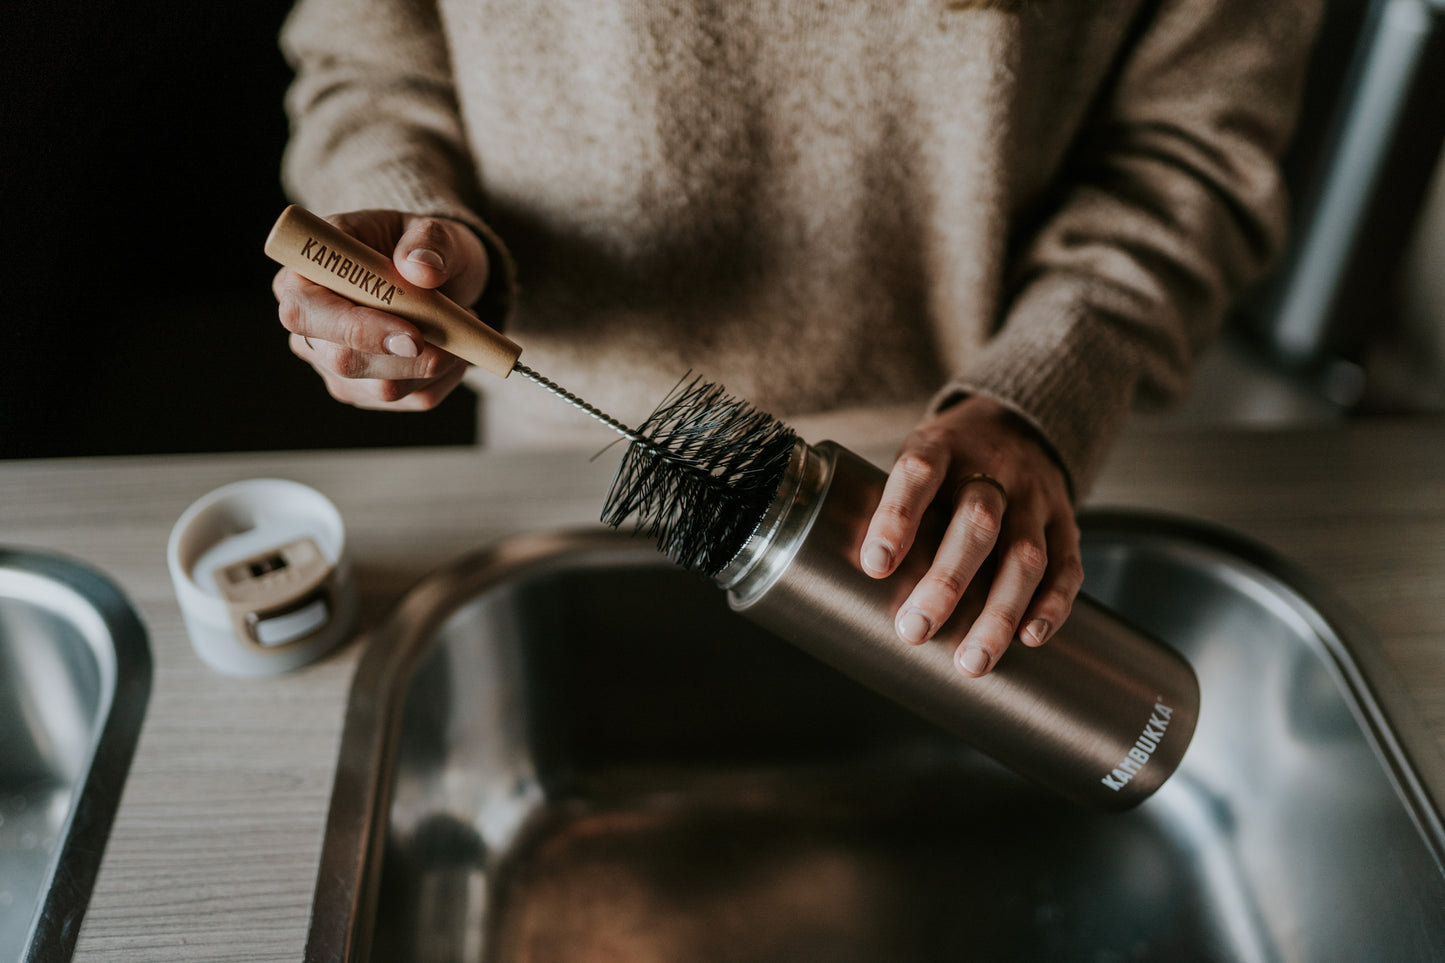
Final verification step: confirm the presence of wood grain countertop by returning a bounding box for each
[3,416,1443,961]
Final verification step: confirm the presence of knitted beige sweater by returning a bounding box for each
[280,0,1320,493]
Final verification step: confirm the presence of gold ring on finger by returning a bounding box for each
[954,472,1008,511]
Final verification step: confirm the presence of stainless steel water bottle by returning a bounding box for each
[713,440,1200,811]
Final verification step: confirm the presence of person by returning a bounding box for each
[272,0,1321,677]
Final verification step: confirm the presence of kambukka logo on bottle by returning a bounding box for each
[298,236,403,305]
[1101,700,1175,791]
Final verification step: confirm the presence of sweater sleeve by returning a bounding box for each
[278,0,514,309]
[936,0,1323,495]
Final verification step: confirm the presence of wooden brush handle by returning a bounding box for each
[264,205,521,378]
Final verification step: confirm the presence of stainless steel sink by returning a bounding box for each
[307,513,1445,962]
[0,548,152,963]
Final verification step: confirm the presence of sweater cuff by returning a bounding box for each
[442,216,517,328]
[929,279,1145,498]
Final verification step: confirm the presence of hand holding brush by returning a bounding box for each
[265,204,799,571]
[269,207,490,412]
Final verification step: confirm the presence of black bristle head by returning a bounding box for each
[600,376,797,576]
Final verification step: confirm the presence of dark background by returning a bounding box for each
[1,0,475,459]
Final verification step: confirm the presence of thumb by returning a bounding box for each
[392,216,490,306]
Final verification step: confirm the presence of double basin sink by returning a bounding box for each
[306,511,1445,962]
[8,510,1444,961]
[7,501,1444,961]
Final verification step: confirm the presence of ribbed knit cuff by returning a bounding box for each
[929,278,1145,498]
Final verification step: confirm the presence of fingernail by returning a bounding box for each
[407,248,445,270]
[385,333,420,358]
[1023,619,1051,646]
[958,645,992,676]
[897,610,932,644]
[862,540,893,576]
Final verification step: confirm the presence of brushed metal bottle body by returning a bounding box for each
[715,441,1200,811]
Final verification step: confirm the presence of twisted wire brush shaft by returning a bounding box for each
[507,362,646,445]
[266,206,796,575]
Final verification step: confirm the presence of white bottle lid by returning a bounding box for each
[167,478,357,676]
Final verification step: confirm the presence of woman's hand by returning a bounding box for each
[860,396,1083,678]
[272,209,489,410]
